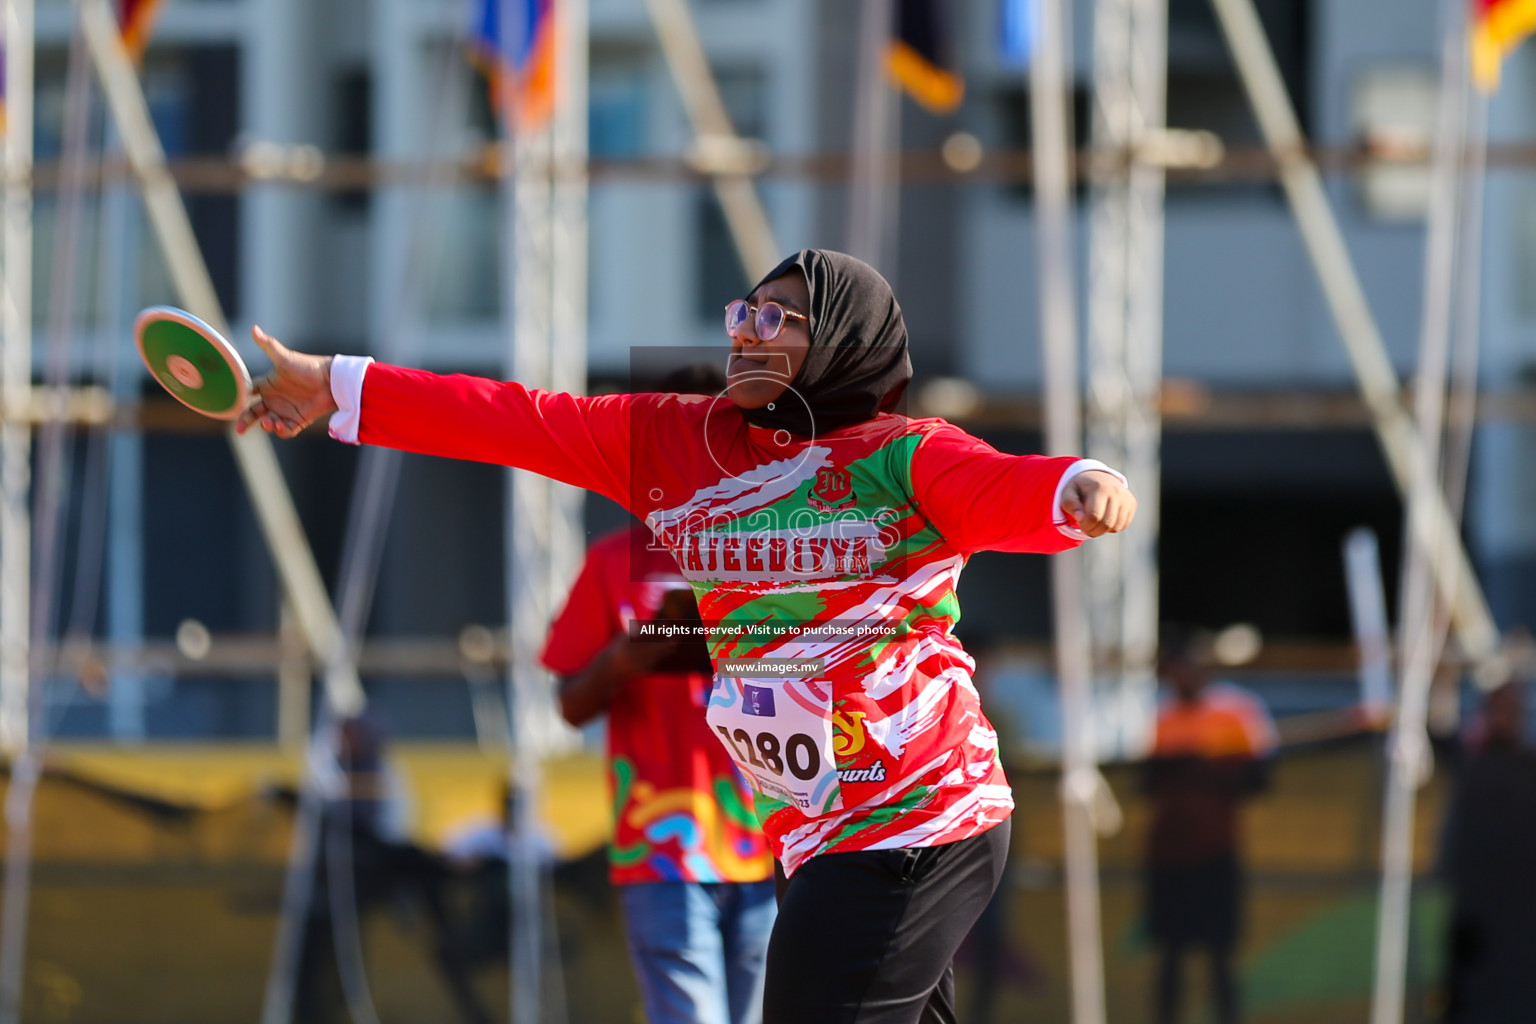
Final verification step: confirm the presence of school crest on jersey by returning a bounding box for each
[808,468,856,512]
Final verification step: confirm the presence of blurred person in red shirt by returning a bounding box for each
[1143,627,1276,1024]
[540,368,775,1024]
[1439,680,1536,1024]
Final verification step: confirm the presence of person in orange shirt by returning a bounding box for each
[1143,628,1276,1024]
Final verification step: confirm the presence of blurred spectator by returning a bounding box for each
[1144,628,1276,1024]
[542,520,776,1024]
[441,782,557,868]
[955,635,1041,1024]
[433,783,565,1024]
[294,715,416,1024]
[1439,681,1536,1024]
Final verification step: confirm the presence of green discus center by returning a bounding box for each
[140,319,240,415]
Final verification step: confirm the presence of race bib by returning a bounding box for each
[706,677,843,817]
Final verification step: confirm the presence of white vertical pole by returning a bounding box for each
[506,147,549,1024]
[1343,528,1393,718]
[1086,0,1167,756]
[0,1,35,1019]
[1120,0,1166,755]
[101,123,146,742]
[504,12,555,1022]
[1371,3,1474,1021]
[549,0,588,606]
[846,0,898,273]
[0,0,32,761]
[504,5,588,1013]
[1031,1,1108,1023]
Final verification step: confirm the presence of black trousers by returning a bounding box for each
[763,822,1010,1024]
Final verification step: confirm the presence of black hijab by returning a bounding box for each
[739,249,913,437]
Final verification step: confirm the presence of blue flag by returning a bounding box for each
[1000,0,1036,69]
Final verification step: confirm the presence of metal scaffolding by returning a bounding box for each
[1031,2,1110,1022]
[0,2,37,1019]
[502,4,591,1022]
[1373,1,1489,1020]
[1085,0,1168,758]
[847,0,898,272]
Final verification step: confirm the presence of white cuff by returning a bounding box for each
[1052,459,1128,540]
[327,355,373,444]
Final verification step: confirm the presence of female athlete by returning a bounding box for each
[240,249,1136,1024]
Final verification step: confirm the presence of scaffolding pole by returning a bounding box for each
[1031,1,1108,1022]
[846,0,898,273]
[1371,3,1483,1021]
[502,5,587,1019]
[506,112,555,1024]
[1207,0,1501,674]
[73,0,362,714]
[1086,0,1168,757]
[0,1,36,1019]
[0,0,32,762]
[549,0,589,615]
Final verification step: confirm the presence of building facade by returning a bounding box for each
[24,0,1535,739]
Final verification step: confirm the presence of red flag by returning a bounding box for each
[1471,0,1536,91]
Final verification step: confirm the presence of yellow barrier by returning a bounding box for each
[3,743,611,864]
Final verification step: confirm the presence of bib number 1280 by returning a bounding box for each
[715,725,822,782]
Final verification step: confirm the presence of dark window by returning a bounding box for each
[698,194,750,318]
[991,84,1091,203]
[1160,430,1398,638]
[589,68,647,159]
[466,65,499,141]
[1166,0,1311,199]
[141,45,243,316]
[333,68,372,211]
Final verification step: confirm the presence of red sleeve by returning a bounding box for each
[908,421,1081,555]
[358,363,647,510]
[540,538,621,677]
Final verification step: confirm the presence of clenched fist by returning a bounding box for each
[1060,470,1136,538]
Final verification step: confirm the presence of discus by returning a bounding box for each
[134,306,252,420]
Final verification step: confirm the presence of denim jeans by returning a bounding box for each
[619,879,778,1024]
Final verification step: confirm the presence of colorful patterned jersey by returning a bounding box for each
[351,365,1081,875]
[541,524,773,885]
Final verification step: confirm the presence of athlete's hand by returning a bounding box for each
[1061,470,1136,538]
[236,326,337,439]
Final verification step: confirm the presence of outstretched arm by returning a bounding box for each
[237,328,642,508]
[909,422,1136,554]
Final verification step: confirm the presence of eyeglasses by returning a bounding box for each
[724,299,808,342]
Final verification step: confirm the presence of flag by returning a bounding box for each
[1000,0,1035,70]
[470,0,557,133]
[886,0,964,114]
[116,0,166,64]
[1471,0,1536,91]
